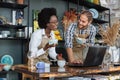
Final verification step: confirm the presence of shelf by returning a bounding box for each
[0,37,27,40]
[0,24,26,29]
[64,0,109,12]
[93,19,109,24]
[0,71,8,74]
[0,2,27,9]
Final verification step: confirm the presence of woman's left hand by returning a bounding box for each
[43,43,57,51]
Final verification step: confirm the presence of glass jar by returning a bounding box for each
[16,29,25,37]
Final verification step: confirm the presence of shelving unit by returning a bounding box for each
[0,1,29,79]
[65,0,109,11]
[64,0,110,25]
[0,2,28,39]
[65,0,111,40]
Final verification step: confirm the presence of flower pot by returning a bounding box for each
[17,0,24,4]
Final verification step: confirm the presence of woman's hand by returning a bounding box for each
[43,43,57,51]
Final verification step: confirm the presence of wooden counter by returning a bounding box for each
[11,64,120,79]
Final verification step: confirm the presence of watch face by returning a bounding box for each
[89,8,99,19]
[1,55,14,65]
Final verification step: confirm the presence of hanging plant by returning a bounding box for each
[62,8,78,31]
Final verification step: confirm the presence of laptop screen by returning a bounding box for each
[83,46,107,67]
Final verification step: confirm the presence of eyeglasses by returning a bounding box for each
[49,21,59,24]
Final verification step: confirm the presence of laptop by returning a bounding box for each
[68,46,107,67]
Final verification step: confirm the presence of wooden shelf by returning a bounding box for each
[0,37,27,40]
[64,0,109,12]
[93,19,108,24]
[0,24,26,29]
[0,2,27,9]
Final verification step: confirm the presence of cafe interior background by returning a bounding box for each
[0,0,120,80]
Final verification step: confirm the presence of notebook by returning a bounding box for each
[68,46,107,67]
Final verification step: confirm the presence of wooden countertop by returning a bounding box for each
[12,64,120,78]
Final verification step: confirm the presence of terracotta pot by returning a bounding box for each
[17,0,24,4]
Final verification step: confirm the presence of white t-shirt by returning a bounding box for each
[28,29,57,60]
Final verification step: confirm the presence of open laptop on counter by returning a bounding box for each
[67,46,107,67]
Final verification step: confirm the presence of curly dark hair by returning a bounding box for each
[38,8,57,29]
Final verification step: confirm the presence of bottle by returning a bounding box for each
[93,0,99,5]
[16,18,22,25]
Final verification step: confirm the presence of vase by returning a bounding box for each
[17,0,24,4]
